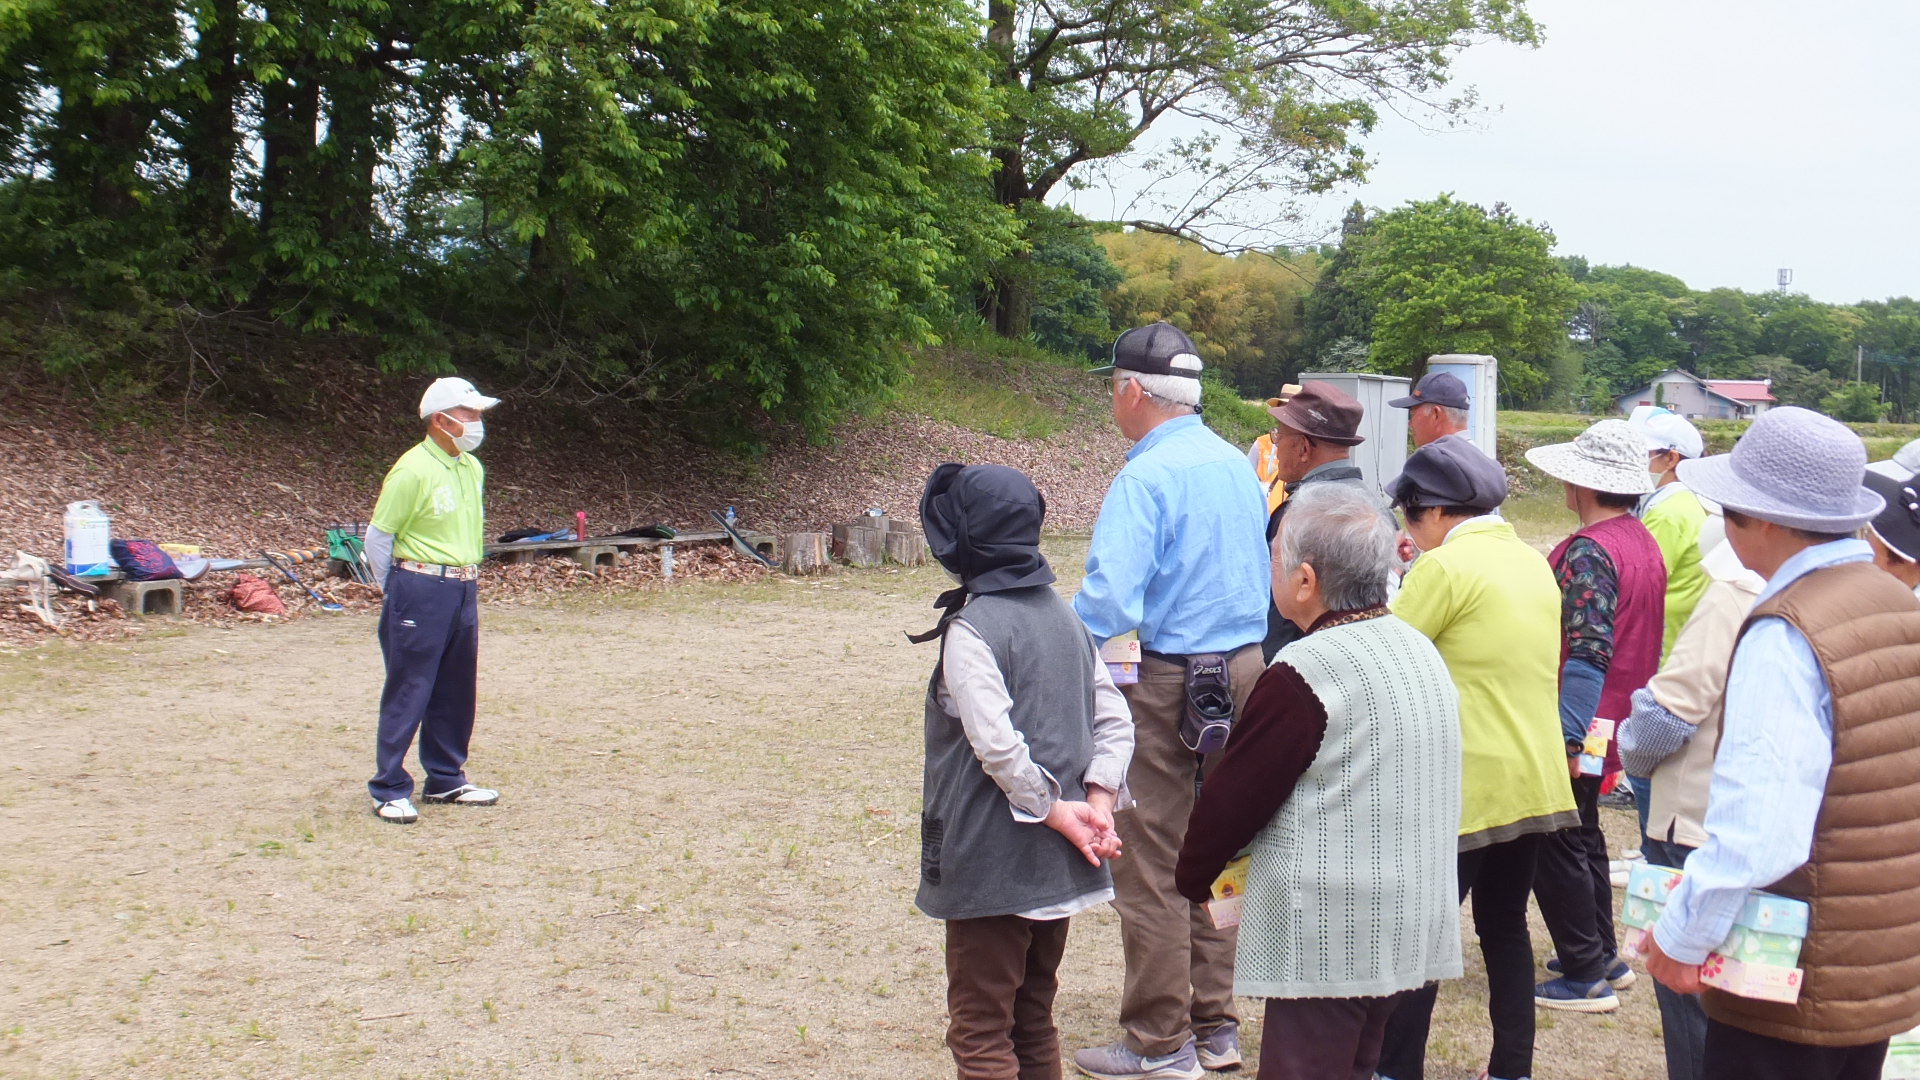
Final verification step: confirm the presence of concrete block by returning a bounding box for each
[102,578,184,616]
[571,545,618,573]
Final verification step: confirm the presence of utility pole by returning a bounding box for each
[1858,344,1865,384]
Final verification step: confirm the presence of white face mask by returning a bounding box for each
[445,416,485,453]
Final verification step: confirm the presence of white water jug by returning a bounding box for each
[64,500,114,576]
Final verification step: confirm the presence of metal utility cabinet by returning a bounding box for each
[1422,353,1500,458]
[1294,372,1411,493]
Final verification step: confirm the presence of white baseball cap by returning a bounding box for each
[418,377,500,418]
[1627,405,1704,459]
[1866,437,1920,480]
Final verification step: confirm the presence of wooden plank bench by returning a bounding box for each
[480,529,775,574]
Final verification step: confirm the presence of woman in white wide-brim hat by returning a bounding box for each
[1519,419,1670,1012]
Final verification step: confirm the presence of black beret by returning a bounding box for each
[1387,434,1508,512]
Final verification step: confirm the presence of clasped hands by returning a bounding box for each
[1045,784,1123,866]
[1641,934,1705,995]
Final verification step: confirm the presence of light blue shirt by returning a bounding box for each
[1653,538,1873,964]
[1073,414,1270,655]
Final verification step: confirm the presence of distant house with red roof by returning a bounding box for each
[1615,370,1776,420]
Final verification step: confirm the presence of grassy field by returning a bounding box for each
[0,530,1666,1080]
[1502,409,1920,461]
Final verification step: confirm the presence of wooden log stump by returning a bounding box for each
[834,524,885,568]
[884,528,929,566]
[782,532,830,575]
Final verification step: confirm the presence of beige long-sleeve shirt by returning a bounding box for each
[1640,541,1764,848]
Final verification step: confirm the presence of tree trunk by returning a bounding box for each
[46,40,153,221]
[979,0,1036,340]
[983,265,1033,338]
[317,52,384,246]
[781,533,830,575]
[259,72,319,242]
[883,528,928,567]
[832,524,885,568]
[524,115,574,294]
[182,0,241,244]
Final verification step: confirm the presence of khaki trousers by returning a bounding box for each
[1112,647,1263,1056]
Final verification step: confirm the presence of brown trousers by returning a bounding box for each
[1112,647,1264,1056]
[946,915,1073,1080]
[1257,994,1403,1080]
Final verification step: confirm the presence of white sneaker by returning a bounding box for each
[375,797,418,824]
[421,784,498,806]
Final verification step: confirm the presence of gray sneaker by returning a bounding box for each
[1074,1038,1204,1080]
[1195,1024,1241,1071]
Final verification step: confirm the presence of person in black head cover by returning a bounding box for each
[912,463,1136,1080]
[1864,468,1920,597]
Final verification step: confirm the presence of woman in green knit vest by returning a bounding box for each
[1177,483,1463,1080]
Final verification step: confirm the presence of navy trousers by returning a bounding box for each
[1703,1019,1888,1080]
[369,569,479,803]
[1643,837,1708,1080]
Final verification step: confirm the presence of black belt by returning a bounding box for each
[1142,643,1254,665]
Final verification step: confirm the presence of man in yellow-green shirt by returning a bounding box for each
[1376,436,1577,1080]
[363,377,500,824]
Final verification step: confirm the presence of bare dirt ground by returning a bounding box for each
[1,539,1664,1080]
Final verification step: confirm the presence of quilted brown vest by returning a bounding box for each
[1704,561,1920,1045]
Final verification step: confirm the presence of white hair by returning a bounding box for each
[1276,483,1396,611]
[1119,364,1203,408]
[1435,404,1469,429]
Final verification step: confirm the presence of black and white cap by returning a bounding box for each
[1089,322,1204,380]
[1864,469,1920,563]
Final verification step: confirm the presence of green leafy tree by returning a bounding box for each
[0,0,1015,443]
[1565,264,1690,395]
[977,0,1542,335]
[1345,195,1574,400]
[1026,208,1123,359]
[1100,230,1318,395]
[1853,297,1920,422]
[1300,201,1375,366]
[1754,293,1856,374]
[1749,356,1837,410]
[1821,381,1888,422]
[1675,288,1760,374]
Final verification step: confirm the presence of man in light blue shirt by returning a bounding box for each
[1071,323,1269,1080]
[1645,407,1920,1080]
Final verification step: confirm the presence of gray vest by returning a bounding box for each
[916,587,1111,920]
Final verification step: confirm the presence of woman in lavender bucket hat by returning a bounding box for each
[1644,410,1920,1079]
[1677,406,1883,533]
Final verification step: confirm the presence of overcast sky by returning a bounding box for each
[1066,0,1920,304]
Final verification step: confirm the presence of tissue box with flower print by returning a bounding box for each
[1625,861,1685,903]
[1100,636,1141,686]
[1699,952,1803,1004]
